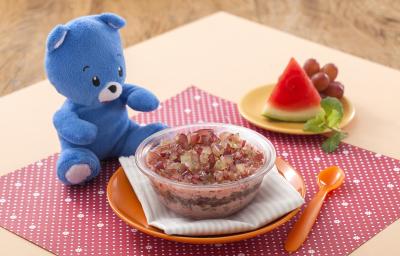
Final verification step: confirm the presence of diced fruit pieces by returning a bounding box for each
[146,129,265,184]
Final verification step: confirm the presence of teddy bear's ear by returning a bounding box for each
[46,25,69,53]
[97,13,126,30]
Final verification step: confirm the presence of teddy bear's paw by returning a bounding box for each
[65,164,92,185]
[127,88,160,112]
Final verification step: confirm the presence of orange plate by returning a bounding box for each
[107,158,306,244]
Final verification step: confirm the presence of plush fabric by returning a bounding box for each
[45,13,166,185]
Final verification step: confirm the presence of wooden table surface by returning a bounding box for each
[1,0,400,96]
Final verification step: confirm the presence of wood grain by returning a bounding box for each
[1,0,399,96]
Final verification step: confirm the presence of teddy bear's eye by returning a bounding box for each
[92,76,100,87]
[118,66,123,77]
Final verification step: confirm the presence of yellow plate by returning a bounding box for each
[107,158,306,244]
[238,84,355,135]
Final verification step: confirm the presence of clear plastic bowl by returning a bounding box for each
[135,123,276,219]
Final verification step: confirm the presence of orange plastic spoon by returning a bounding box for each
[285,166,345,252]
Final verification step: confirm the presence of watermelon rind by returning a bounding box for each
[262,102,321,122]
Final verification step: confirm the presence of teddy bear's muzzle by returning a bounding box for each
[98,82,123,103]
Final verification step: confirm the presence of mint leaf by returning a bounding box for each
[304,97,348,153]
[321,97,344,120]
[304,110,326,132]
[327,109,341,128]
[322,131,347,153]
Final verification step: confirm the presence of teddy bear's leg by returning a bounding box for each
[57,147,101,185]
[117,122,166,156]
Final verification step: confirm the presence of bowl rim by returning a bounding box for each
[134,122,277,189]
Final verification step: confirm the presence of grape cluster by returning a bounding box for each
[303,58,344,99]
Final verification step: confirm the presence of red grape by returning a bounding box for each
[303,58,320,77]
[311,72,330,91]
[319,92,328,99]
[322,63,338,81]
[323,81,344,99]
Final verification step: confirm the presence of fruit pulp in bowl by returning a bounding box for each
[135,123,276,219]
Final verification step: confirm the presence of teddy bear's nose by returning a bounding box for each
[99,82,122,103]
[108,85,117,93]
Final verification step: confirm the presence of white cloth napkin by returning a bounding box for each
[119,156,304,236]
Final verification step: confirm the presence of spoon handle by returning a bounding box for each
[285,188,328,252]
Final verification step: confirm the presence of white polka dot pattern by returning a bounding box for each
[0,86,399,256]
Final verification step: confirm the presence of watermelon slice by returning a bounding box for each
[262,58,321,122]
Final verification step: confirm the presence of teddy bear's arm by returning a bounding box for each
[121,83,160,112]
[53,108,98,145]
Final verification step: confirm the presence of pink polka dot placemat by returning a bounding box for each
[1,86,399,256]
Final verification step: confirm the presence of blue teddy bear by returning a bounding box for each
[45,13,166,185]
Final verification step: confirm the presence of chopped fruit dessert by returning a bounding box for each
[138,125,275,219]
[262,58,322,122]
[146,129,265,185]
[303,58,345,99]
